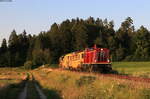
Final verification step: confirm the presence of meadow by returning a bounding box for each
[32,62,150,99]
[112,62,150,77]
[0,68,44,99]
[0,68,27,99]
[0,62,150,99]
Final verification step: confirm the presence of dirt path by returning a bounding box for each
[18,83,28,99]
[18,73,47,99]
[35,83,47,99]
[31,72,47,99]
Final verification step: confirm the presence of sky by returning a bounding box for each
[0,0,150,43]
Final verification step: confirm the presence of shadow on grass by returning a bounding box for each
[110,69,130,76]
[0,78,62,99]
[43,88,62,99]
[31,74,62,99]
[0,80,26,99]
[34,80,62,99]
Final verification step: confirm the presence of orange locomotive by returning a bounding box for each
[59,45,112,72]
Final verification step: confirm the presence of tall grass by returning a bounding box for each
[0,68,27,99]
[33,68,150,99]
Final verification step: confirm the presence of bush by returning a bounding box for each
[123,55,133,61]
[50,64,59,68]
[44,64,50,68]
[76,76,96,87]
[24,61,33,70]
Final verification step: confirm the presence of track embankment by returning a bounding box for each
[101,74,150,83]
[42,67,150,83]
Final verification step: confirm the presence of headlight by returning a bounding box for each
[107,59,110,62]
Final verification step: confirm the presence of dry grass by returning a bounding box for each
[0,67,27,99]
[0,68,26,87]
[32,68,150,99]
[0,62,149,99]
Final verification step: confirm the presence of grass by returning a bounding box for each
[32,67,150,99]
[0,67,27,99]
[0,80,26,99]
[112,62,150,77]
[0,67,46,99]
[49,64,59,68]
[0,62,150,99]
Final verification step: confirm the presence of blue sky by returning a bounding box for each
[0,0,150,43]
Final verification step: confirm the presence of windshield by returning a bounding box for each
[97,51,107,61]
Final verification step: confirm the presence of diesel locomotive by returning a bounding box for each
[59,45,112,72]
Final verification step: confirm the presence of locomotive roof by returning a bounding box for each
[65,50,84,56]
[62,47,109,56]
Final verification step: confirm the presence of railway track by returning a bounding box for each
[100,74,150,83]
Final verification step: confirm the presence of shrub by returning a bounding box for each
[24,61,33,70]
[44,64,50,68]
[141,89,150,98]
[59,74,70,83]
[76,76,96,87]
[50,64,59,68]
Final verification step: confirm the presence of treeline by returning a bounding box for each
[0,17,150,67]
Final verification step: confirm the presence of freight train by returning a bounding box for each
[59,45,112,72]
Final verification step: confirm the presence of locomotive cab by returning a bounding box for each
[83,45,112,72]
[96,48,110,63]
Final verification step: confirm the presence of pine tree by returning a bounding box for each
[8,30,19,66]
[133,26,150,60]
[72,24,88,50]
[0,38,8,67]
[1,38,7,53]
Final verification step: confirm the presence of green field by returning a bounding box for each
[112,62,150,77]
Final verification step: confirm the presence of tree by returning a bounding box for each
[24,61,33,70]
[103,18,108,26]
[0,38,8,67]
[115,45,126,61]
[94,30,106,47]
[0,38,7,53]
[32,49,52,67]
[95,18,103,26]
[59,20,73,53]
[133,26,150,60]
[47,23,62,63]
[8,30,19,66]
[115,17,135,60]
[72,24,88,50]
[26,35,35,61]
[1,17,150,67]
[17,30,30,66]
[8,30,18,49]
[86,16,95,24]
